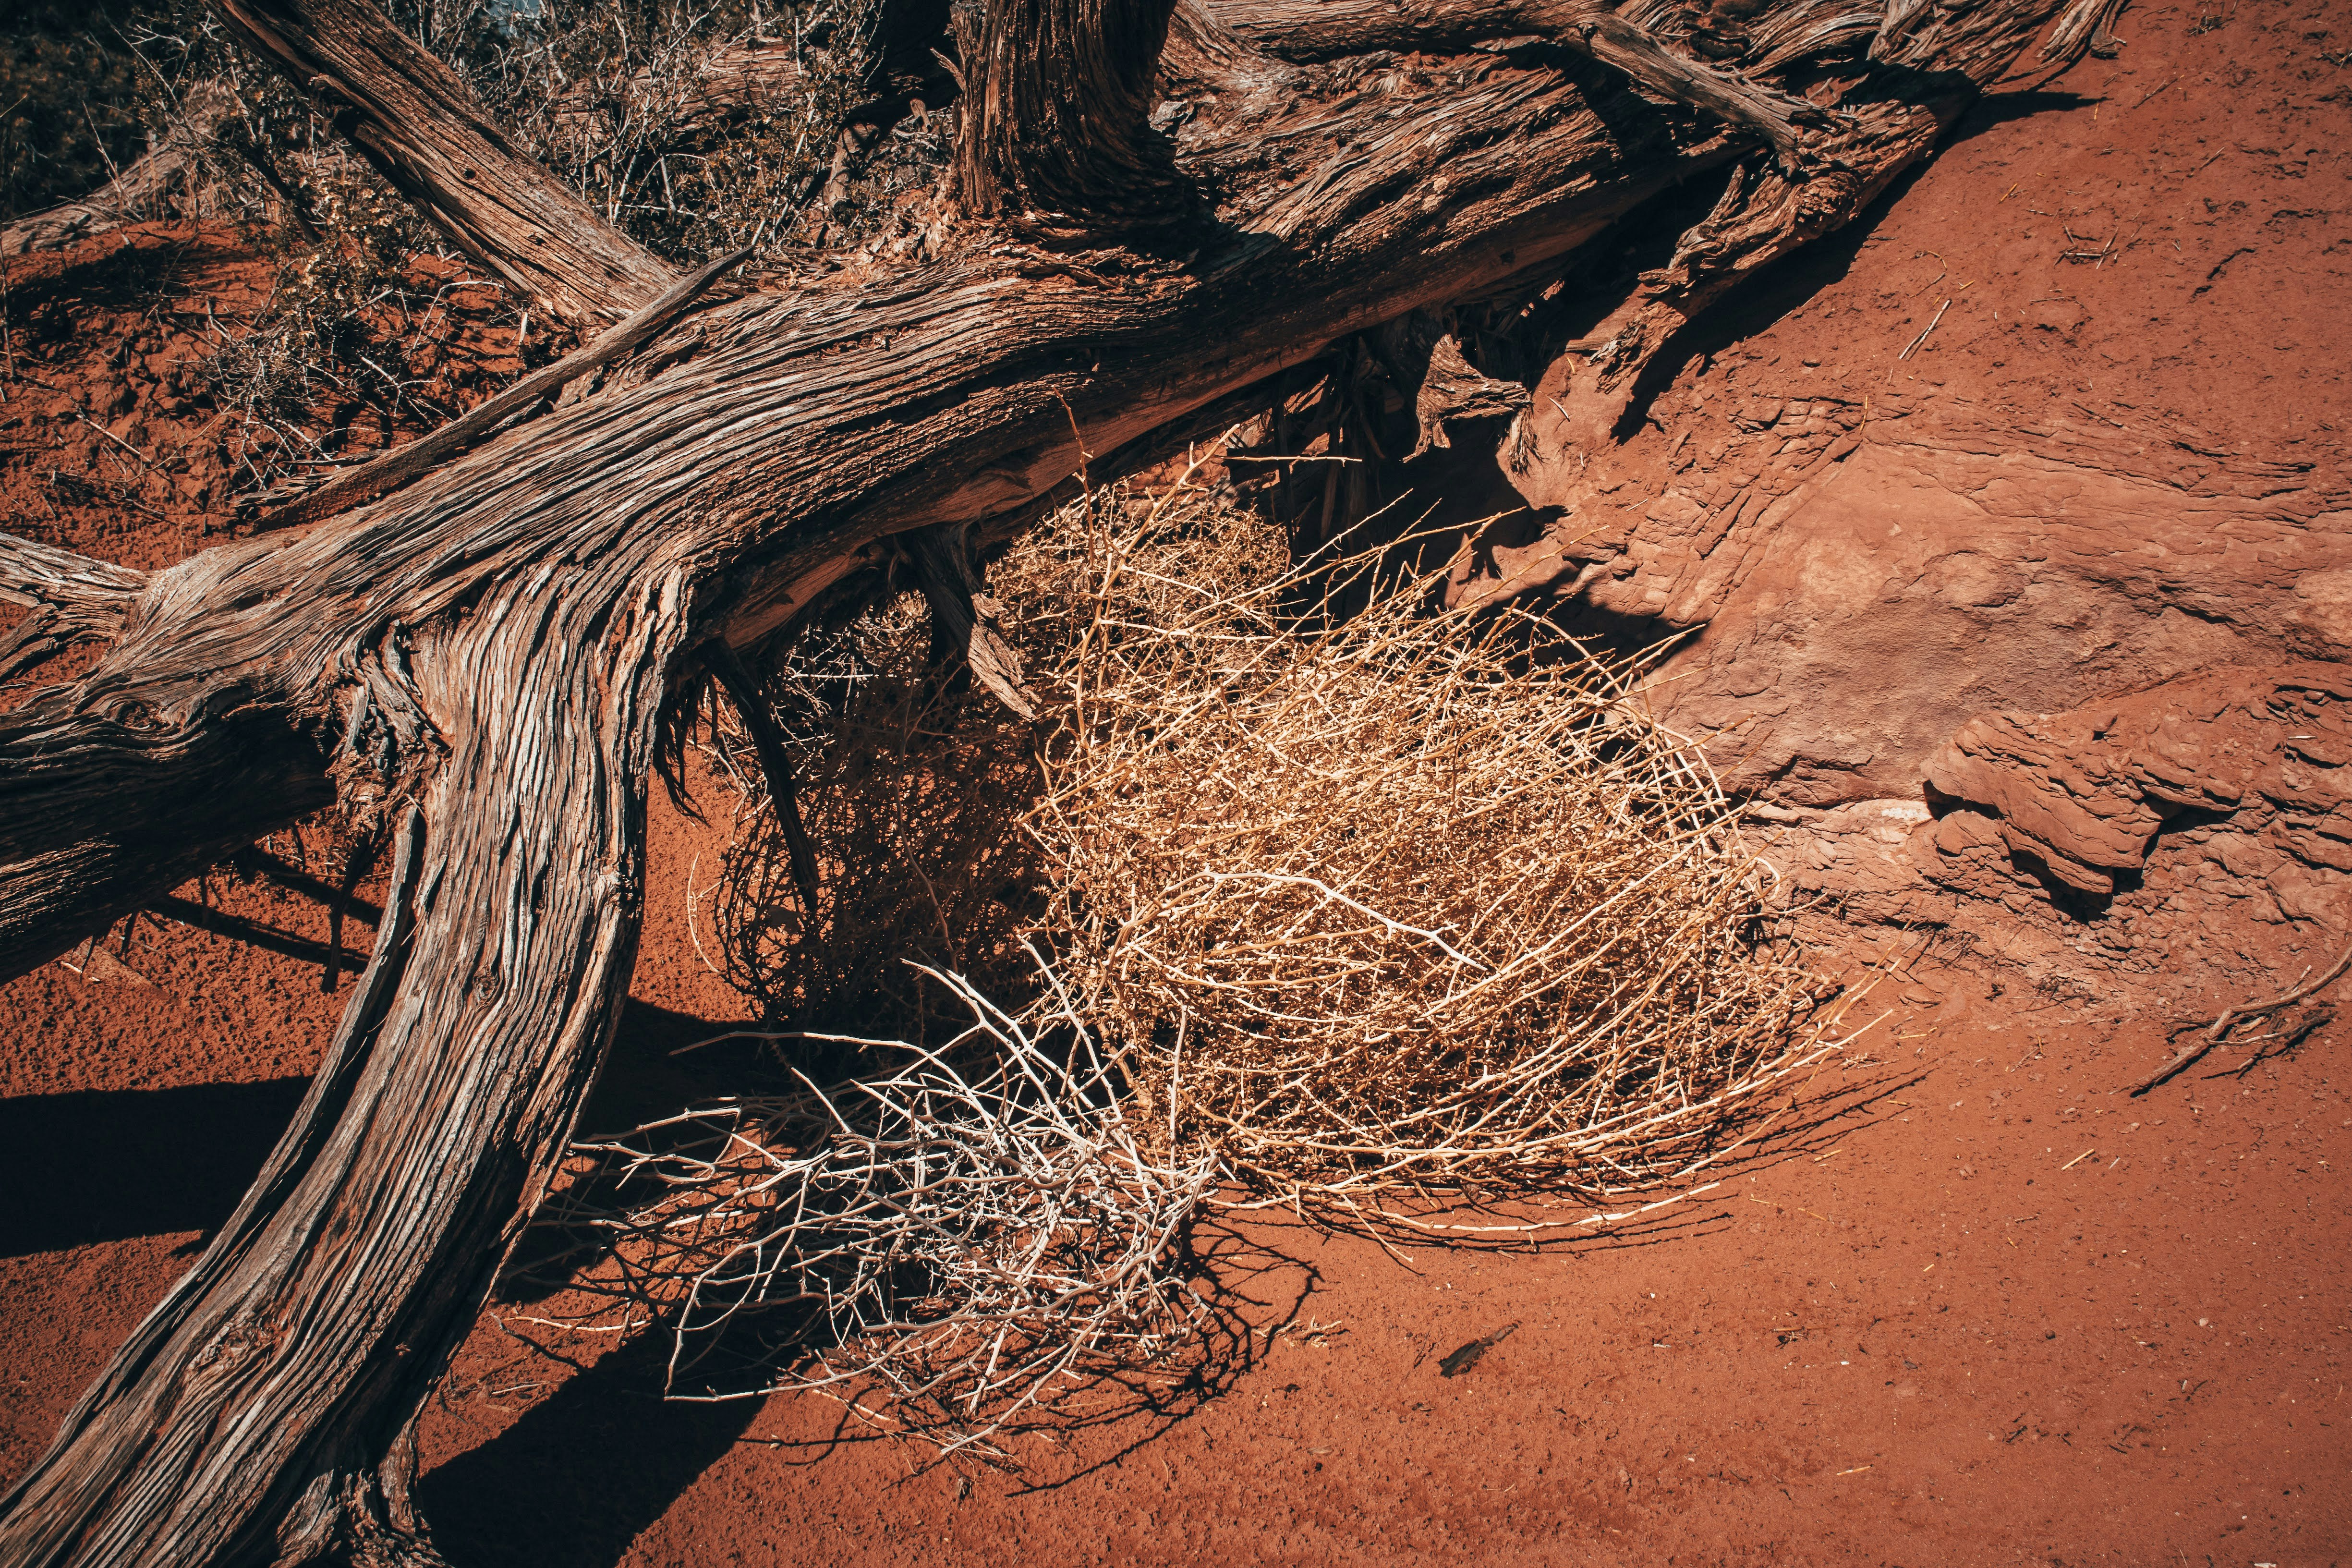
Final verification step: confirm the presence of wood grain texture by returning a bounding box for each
[952,0,1188,231]
[0,535,149,628]
[1202,0,1838,168]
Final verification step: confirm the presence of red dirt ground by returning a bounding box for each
[4,2,2350,1563]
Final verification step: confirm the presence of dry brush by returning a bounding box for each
[533,479,1855,1454]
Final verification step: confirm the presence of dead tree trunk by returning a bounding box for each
[0,0,2097,1558]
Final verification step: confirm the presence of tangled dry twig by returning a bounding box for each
[697,583,1047,1049]
[533,963,1216,1456]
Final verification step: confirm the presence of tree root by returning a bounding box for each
[272,1424,451,1568]
[700,639,823,917]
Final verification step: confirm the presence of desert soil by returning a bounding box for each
[4,0,2350,1563]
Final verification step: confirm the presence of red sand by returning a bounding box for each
[4,1,2350,1561]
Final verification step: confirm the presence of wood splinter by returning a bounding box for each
[904,523,1040,722]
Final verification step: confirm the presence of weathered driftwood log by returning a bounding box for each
[0,0,2094,1558]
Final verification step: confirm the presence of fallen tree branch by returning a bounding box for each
[1564,5,1829,173]
[0,535,150,626]
[1211,0,1834,171]
[2127,937,2352,1096]
[0,536,151,682]
[210,0,677,326]
[0,0,2088,1555]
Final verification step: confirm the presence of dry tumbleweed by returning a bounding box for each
[538,473,1852,1449]
[1020,484,1837,1213]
